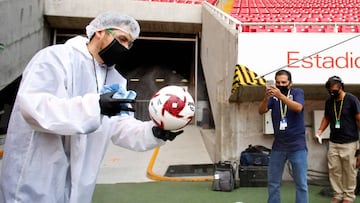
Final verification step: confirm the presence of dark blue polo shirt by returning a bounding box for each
[267,88,306,151]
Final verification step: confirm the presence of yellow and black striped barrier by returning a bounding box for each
[231,64,266,93]
[229,64,267,102]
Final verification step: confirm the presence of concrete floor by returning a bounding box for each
[0,125,213,184]
[96,124,213,184]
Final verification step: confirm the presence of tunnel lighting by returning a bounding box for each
[130,78,140,82]
[155,78,165,82]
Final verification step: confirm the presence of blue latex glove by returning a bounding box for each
[100,84,136,115]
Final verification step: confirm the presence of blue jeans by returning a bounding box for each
[267,149,308,203]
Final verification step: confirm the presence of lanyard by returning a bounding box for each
[279,90,291,119]
[92,55,108,93]
[334,96,344,121]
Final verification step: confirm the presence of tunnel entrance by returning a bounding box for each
[0,30,214,134]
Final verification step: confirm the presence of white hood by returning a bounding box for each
[65,35,92,59]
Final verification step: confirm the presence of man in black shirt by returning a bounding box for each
[315,76,360,203]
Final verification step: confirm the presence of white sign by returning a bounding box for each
[237,33,360,84]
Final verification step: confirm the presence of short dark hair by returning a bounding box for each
[325,76,344,89]
[275,70,292,82]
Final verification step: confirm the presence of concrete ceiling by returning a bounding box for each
[45,16,202,35]
[44,0,204,35]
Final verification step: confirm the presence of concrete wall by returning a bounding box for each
[0,0,49,90]
[233,100,330,180]
[201,4,239,161]
[201,4,329,181]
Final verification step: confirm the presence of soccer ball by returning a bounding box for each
[149,86,195,130]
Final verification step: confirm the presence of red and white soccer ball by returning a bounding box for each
[149,85,195,130]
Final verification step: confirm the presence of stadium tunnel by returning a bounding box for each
[0,29,215,136]
[0,77,21,135]
[56,28,215,127]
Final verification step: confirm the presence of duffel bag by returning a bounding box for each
[240,145,271,166]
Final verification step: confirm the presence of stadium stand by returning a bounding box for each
[136,0,360,32]
[230,0,360,32]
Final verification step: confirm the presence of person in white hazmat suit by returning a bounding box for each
[0,11,183,203]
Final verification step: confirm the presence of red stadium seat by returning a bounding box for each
[230,0,360,32]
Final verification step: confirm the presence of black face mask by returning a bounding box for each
[98,39,128,66]
[276,86,289,95]
[329,90,340,99]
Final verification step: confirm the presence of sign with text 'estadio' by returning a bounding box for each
[237,33,360,84]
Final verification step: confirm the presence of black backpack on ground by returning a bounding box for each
[212,161,239,192]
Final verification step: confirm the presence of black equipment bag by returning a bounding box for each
[239,165,268,187]
[240,145,271,166]
[212,161,238,192]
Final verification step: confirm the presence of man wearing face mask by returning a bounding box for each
[259,70,308,203]
[0,11,182,203]
[315,76,360,203]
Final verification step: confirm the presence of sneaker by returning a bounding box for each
[330,196,342,203]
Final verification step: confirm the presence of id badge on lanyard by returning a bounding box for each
[334,98,343,129]
[279,91,290,131]
[335,120,340,128]
[280,118,287,130]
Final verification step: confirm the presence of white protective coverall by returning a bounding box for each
[0,36,164,203]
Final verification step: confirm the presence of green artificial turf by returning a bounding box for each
[93,181,356,203]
